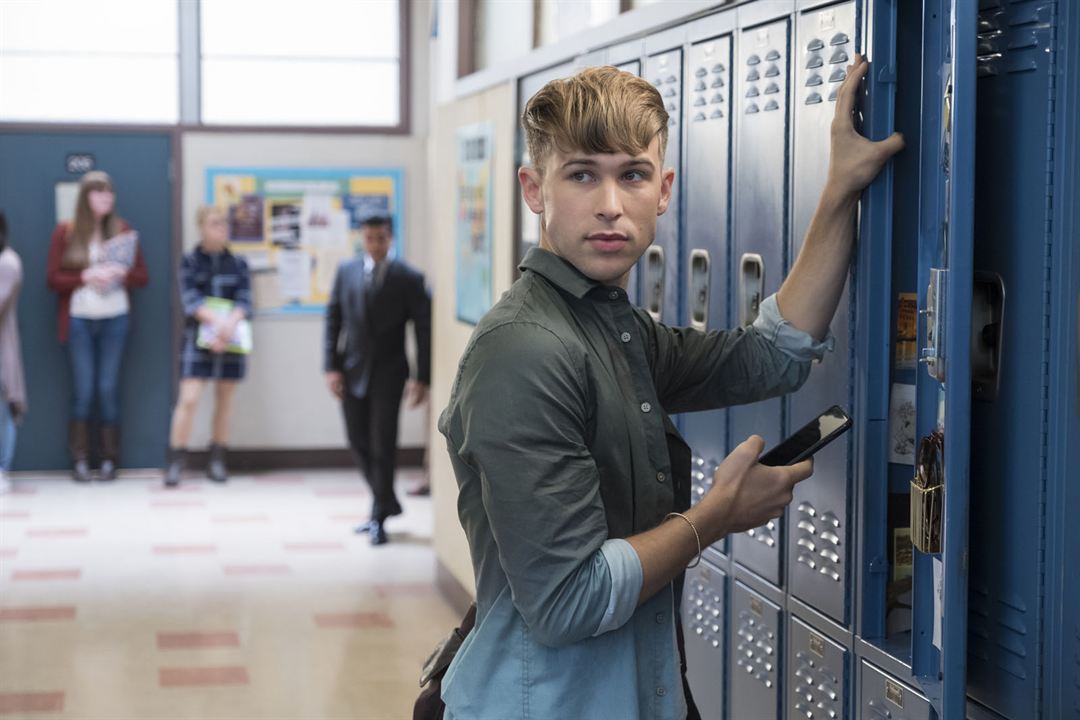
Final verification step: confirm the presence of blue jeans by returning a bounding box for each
[0,398,16,471]
[68,314,129,424]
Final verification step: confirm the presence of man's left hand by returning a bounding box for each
[406,381,429,408]
[827,54,905,200]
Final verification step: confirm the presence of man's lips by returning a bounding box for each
[586,233,629,252]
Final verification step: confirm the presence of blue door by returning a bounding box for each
[0,131,174,471]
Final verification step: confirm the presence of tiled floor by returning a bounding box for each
[0,469,461,720]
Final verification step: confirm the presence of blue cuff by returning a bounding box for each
[593,539,643,636]
[752,294,835,362]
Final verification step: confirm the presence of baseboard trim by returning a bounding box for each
[185,446,424,472]
[436,558,475,617]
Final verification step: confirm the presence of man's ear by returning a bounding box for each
[518,166,545,215]
[656,167,676,216]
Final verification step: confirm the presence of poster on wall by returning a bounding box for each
[455,123,494,325]
[206,167,404,313]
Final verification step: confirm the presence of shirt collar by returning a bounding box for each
[519,247,619,300]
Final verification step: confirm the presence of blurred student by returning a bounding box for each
[46,171,148,482]
[0,212,26,494]
[164,206,252,487]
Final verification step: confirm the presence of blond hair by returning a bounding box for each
[64,170,120,270]
[196,205,226,229]
[522,66,669,172]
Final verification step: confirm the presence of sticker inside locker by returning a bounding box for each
[885,679,905,708]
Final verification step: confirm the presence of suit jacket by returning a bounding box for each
[324,256,431,398]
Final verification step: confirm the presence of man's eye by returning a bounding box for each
[570,171,592,182]
[624,171,645,182]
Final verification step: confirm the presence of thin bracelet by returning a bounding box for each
[665,512,703,569]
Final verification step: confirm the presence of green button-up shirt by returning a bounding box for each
[438,247,829,720]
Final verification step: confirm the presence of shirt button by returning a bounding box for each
[640,402,652,413]
[656,471,666,483]
[608,290,619,300]
[620,332,632,343]
[655,612,664,624]
[656,687,666,697]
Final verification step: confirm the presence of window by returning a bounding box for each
[200,0,403,127]
[0,0,179,124]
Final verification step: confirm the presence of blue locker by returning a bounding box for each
[683,560,728,720]
[609,45,644,305]
[731,581,782,719]
[788,615,848,720]
[729,9,792,588]
[787,0,858,627]
[859,661,932,720]
[681,11,735,566]
[644,27,686,326]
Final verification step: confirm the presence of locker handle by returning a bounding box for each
[643,245,665,322]
[738,253,765,326]
[972,272,1005,402]
[688,249,711,331]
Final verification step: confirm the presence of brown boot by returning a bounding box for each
[99,425,119,481]
[69,420,91,483]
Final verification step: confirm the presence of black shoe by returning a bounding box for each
[73,460,92,484]
[164,448,186,488]
[369,520,389,546]
[207,444,228,483]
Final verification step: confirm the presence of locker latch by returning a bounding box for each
[919,268,947,383]
[643,246,665,322]
[738,253,765,326]
[688,249,711,331]
[972,272,1005,401]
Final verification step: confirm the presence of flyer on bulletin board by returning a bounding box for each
[206,167,404,314]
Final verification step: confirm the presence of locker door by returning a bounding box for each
[683,561,727,720]
[787,0,858,626]
[644,39,684,326]
[908,0,976,716]
[729,16,791,587]
[731,581,781,720]
[682,19,734,565]
[860,661,933,720]
[788,616,848,720]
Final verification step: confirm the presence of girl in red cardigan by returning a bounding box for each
[46,171,148,482]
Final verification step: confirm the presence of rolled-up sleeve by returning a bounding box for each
[751,294,834,362]
[446,322,620,648]
[594,539,643,636]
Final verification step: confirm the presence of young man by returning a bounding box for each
[324,216,431,545]
[438,59,902,719]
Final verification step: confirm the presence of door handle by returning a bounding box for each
[688,249,710,331]
[972,272,1005,401]
[738,253,764,326]
[643,246,665,322]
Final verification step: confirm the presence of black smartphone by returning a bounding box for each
[758,405,853,467]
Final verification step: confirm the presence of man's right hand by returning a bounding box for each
[696,435,814,544]
[325,371,345,401]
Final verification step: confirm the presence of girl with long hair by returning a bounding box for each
[46,171,148,482]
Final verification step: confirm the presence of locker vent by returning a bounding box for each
[794,501,842,582]
[735,610,776,689]
[976,0,1053,77]
[687,574,723,650]
[747,519,777,548]
[804,32,849,104]
[691,455,717,505]
[691,57,726,123]
[968,581,1030,681]
[744,42,784,119]
[793,650,843,719]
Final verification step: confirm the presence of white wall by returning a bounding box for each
[178,0,434,451]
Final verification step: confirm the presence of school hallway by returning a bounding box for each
[0,469,458,720]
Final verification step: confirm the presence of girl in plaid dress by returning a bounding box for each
[164,206,252,487]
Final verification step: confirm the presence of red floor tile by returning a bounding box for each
[26,527,88,538]
[0,691,64,714]
[222,564,291,577]
[212,514,269,524]
[374,582,437,598]
[12,569,81,582]
[157,631,240,650]
[150,499,206,508]
[0,511,29,520]
[8,487,37,496]
[0,606,77,622]
[158,666,249,688]
[0,548,16,559]
[282,541,346,552]
[314,611,394,629]
[152,544,218,556]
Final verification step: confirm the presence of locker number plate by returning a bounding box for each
[750,597,764,617]
[809,633,826,658]
[885,679,905,708]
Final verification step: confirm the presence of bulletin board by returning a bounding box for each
[455,123,494,325]
[205,167,404,313]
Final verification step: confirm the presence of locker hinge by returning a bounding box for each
[876,65,897,84]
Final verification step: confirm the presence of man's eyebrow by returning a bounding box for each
[559,157,656,170]
[560,158,599,169]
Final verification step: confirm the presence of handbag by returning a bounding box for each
[414,603,476,720]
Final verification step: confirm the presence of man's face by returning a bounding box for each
[362,224,392,263]
[518,136,674,287]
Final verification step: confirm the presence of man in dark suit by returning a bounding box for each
[324,215,431,545]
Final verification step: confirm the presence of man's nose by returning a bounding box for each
[595,180,623,220]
